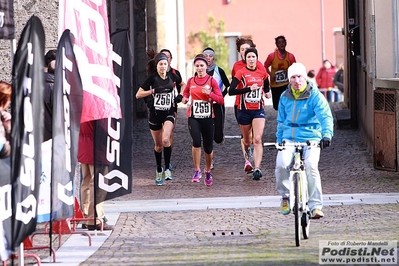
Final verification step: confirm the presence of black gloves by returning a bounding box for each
[320,137,331,150]
[277,140,285,151]
[144,96,153,108]
[174,94,183,104]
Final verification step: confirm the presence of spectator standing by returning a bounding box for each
[43,49,57,142]
[229,48,271,181]
[333,63,344,102]
[78,121,114,230]
[264,35,296,110]
[0,82,11,183]
[316,59,337,102]
[275,62,333,219]
[0,82,11,160]
[181,54,224,186]
[307,70,318,88]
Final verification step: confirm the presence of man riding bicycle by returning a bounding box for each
[275,63,334,219]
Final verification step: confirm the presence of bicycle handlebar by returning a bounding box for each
[263,141,320,149]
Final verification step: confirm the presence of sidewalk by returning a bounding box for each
[27,102,399,266]
[48,193,399,266]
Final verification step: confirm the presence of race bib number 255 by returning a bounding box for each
[192,100,211,118]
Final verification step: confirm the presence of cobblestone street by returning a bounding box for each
[12,103,399,266]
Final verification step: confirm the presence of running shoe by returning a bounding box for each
[244,160,253,173]
[155,168,164,186]
[280,197,290,215]
[169,162,175,171]
[192,169,202,182]
[210,159,214,170]
[252,168,262,180]
[204,170,213,187]
[311,208,324,219]
[164,169,173,180]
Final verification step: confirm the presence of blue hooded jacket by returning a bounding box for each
[276,82,334,143]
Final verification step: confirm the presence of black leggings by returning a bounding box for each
[271,85,287,111]
[188,117,214,154]
[213,103,225,144]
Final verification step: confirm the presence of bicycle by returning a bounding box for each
[264,141,319,247]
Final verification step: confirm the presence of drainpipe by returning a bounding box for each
[176,0,186,81]
[394,0,399,77]
[370,0,376,90]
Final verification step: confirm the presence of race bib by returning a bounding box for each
[245,87,262,103]
[192,100,211,118]
[154,92,172,110]
[275,70,288,84]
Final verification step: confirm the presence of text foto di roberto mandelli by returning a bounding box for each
[327,240,393,246]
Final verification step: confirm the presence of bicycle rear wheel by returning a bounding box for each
[294,173,300,247]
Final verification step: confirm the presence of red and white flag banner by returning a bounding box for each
[58,0,121,122]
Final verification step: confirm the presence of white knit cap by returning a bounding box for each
[288,63,307,79]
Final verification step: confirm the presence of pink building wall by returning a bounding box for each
[183,0,344,75]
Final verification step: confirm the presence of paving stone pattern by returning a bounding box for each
[80,103,399,266]
[81,204,399,266]
[12,103,399,265]
[126,103,399,201]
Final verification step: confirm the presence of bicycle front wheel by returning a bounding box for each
[294,172,300,247]
[302,212,310,239]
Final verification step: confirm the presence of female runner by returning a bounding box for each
[182,54,224,186]
[229,47,271,180]
[136,53,185,185]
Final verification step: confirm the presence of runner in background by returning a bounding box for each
[229,48,271,181]
[202,47,230,170]
[264,35,296,110]
[182,54,224,187]
[231,37,266,174]
[160,48,182,171]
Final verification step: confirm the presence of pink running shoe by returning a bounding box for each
[192,169,201,182]
[204,170,213,187]
[244,160,253,174]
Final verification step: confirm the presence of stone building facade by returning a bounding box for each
[0,0,157,119]
[0,0,59,83]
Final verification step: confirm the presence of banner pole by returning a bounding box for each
[18,242,24,265]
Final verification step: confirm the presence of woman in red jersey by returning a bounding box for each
[231,38,266,175]
[182,54,224,187]
[229,48,271,181]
